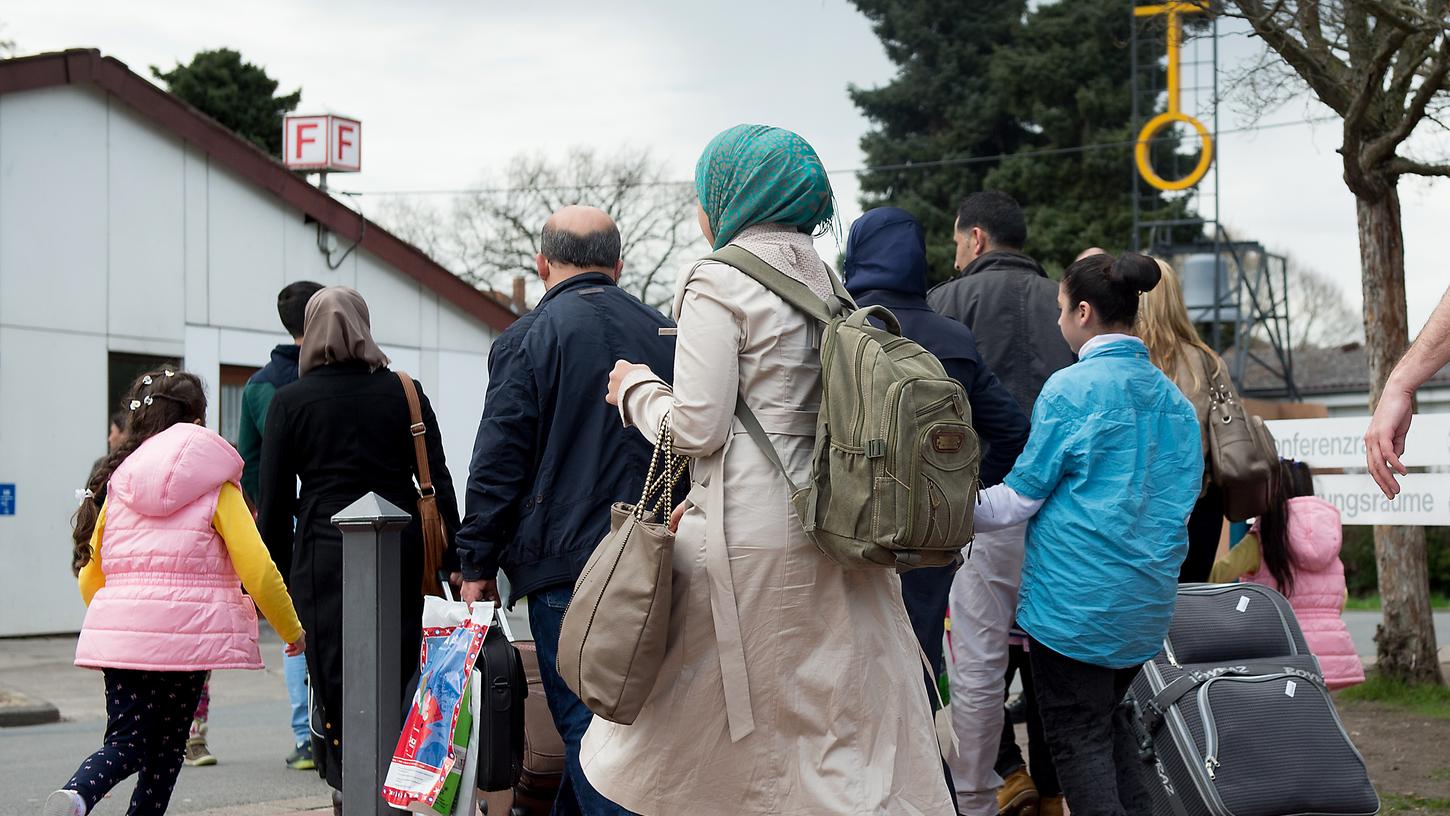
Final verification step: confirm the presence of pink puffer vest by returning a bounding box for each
[1246,496,1365,689]
[75,423,263,672]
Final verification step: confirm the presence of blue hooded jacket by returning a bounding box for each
[843,206,1031,679]
[843,207,1029,486]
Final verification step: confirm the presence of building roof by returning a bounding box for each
[1233,341,1450,397]
[0,49,516,332]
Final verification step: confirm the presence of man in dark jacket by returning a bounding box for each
[843,207,1030,815]
[457,205,672,816]
[236,279,322,772]
[927,191,1074,413]
[927,193,1071,815]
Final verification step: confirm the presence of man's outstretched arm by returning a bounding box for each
[1367,286,1450,497]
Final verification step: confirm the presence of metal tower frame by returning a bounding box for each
[1129,3,1299,399]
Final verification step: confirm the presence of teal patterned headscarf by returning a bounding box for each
[694,124,835,250]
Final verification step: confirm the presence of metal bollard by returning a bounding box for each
[333,492,412,815]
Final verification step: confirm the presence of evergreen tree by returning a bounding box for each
[851,0,1191,280]
[848,0,1030,278]
[152,49,301,156]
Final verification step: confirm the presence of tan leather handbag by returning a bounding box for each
[1200,352,1279,521]
[397,371,449,597]
[557,413,687,724]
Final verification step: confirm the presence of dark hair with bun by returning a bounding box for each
[1061,252,1162,328]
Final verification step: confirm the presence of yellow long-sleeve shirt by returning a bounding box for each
[78,482,304,644]
[1209,533,1263,584]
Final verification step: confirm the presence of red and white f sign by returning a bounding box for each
[331,117,361,171]
[282,114,362,172]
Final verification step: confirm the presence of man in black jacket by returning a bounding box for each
[927,191,1074,413]
[843,207,1030,815]
[457,206,671,816]
[927,192,1072,815]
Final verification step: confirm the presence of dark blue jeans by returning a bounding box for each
[528,585,635,816]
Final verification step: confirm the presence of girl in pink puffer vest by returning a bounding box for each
[46,370,304,816]
[1211,460,1364,689]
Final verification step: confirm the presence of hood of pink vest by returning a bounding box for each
[109,423,243,517]
[1286,495,1342,570]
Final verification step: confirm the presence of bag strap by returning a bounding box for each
[733,398,800,495]
[705,246,840,499]
[395,371,436,498]
[705,246,849,326]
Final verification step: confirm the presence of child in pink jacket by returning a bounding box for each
[1211,459,1364,689]
[47,370,305,816]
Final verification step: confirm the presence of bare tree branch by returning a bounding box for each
[373,147,703,310]
[1366,33,1450,167]
[1232,0,1356,113]
[1388,157,1450,176]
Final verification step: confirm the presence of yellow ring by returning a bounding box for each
[1135,112,1214,192]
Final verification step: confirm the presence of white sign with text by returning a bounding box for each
[1312,474,1450,526]
[1265,414,1450,469]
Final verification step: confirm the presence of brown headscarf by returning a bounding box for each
[299,287,390,376]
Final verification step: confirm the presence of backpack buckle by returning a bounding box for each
[866,439,887,459]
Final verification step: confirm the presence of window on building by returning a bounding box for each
[218,365,259,446]
[108,352,181,432]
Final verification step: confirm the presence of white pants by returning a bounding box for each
[946,523,1027,816]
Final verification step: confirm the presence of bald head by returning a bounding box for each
[536,205,622,289]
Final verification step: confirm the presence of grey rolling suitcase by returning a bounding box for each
[1128,584,1379,816]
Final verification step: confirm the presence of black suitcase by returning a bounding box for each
[1162,583,1310,665]
[1128,584,1379,816]
[475,621,527,792]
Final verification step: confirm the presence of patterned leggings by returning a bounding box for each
[62,669,206,816]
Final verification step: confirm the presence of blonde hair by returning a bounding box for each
[1136,257,1220,392]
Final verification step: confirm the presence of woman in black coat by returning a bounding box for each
[258,286,460,793]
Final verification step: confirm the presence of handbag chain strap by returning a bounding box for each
[634,413,689,522]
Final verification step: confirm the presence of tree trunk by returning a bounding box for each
[1358,185,1446,686]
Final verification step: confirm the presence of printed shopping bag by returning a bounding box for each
[382,600,493,812]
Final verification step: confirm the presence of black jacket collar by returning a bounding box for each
[956,249,1047,280]
[536,272,617,308]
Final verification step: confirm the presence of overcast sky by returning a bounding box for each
[6,0,1448,334]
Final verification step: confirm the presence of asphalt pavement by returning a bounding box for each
[0,608,1443,814]
[0,630,331,815]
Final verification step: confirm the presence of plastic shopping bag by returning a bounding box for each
[382,599,493,812]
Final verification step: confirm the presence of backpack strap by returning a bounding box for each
[733,398,800,495]
[704,246,849,325]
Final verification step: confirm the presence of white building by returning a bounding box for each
[0,50,518,637]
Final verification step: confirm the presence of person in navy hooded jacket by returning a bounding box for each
[842,207,1030,813]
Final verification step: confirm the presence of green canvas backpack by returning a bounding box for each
[707,246,980,570]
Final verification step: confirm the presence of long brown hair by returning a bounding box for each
[1258,459,1314,598]
[1136,257,1221,392]
[72,368,207,573]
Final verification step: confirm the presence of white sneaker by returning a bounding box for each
[42,790,84,816]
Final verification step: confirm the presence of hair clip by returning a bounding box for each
[143,395,154,406]
[129,399,141,411]
[142,375,153,386]
[164,370,175,377]
[74,488,95,506]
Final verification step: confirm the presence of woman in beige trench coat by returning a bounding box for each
[585,124,954,816]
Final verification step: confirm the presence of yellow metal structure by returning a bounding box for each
[1134,1,1213,191]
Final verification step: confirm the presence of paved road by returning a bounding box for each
[0,631,331,815]
[1343,609,1450,660]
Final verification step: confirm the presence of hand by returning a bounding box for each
[461,579,500,605]
[606,360,651,407]
[669,500,688,533]
[1366,384,1414,498]
[448,571,463,588]
[285,632,306,657]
